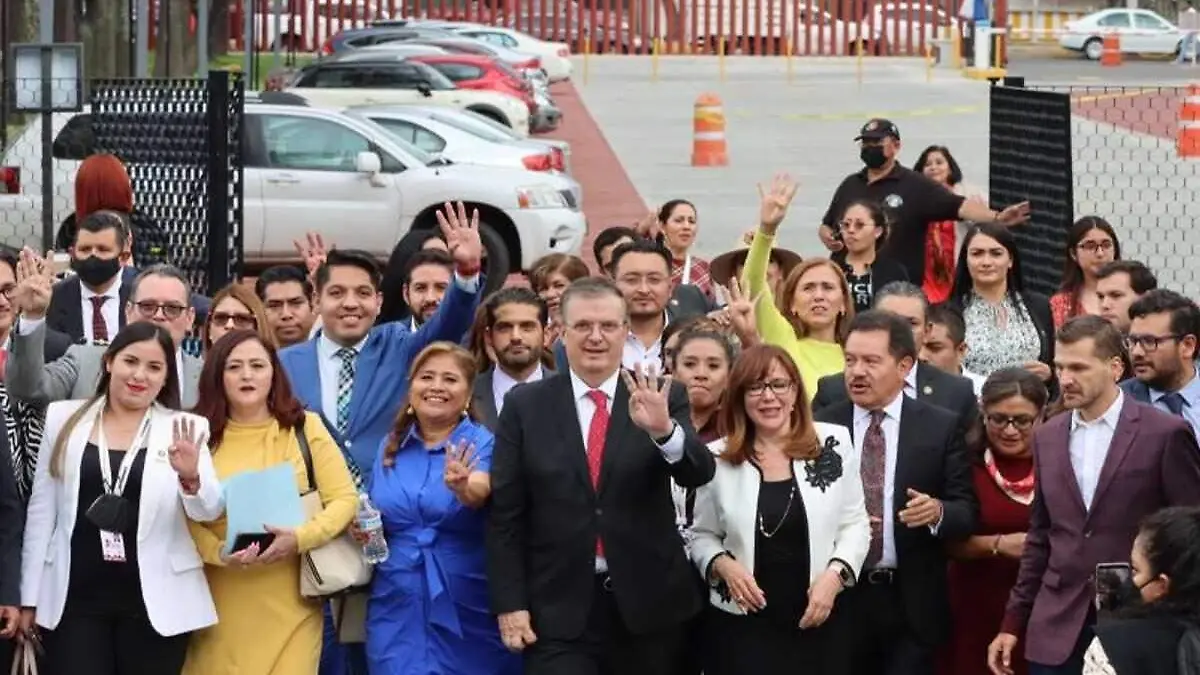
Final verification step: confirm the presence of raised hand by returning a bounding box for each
[292,232,329,279]
[435,202,483,273]
[757,172,799,233]
[633,209,661,240]
[997,201,1031,226]
[725,277,761,347]
[168,417,207,483]
[14,248,55,319]
[443,440,479,497]
[621,363,675,440]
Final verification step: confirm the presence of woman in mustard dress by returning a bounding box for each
[183,330,358,675]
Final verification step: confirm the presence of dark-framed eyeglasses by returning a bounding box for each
[1076,240,1115,254]
[1124,334,1184,353]
[133,301,188,320]
[746,379,794,398]
[985,413,1037,431]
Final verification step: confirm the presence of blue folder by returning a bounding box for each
[223,462,305,553]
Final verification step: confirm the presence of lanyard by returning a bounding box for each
[96,406,154,497]
[679,254,693,285]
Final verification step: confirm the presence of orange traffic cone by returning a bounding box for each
[1178,84,1200,159]
[1100,32,1122,67]
[691,93,728,167]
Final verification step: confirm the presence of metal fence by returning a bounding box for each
[0,70,244,300]
[989,78,1200,299]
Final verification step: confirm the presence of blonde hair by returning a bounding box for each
[777,258,855,344]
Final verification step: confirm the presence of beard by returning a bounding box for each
[498,345,541,371]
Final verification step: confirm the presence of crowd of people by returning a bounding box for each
[0,118,1195,675]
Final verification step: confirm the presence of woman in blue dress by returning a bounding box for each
[366,342,520,675]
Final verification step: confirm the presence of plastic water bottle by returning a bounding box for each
[357,493,389,564]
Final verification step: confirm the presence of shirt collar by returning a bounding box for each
[398,417,472,454]
[493,363,544,391]
[904,365,918,391]
[80,269,123,301]
[1150,367,1200,407]
[569,367,621,403]
[624,311,669,349]
[853,389,906,425]
[1071,390,1125,432]
[317,331,369,360]
[409,316,419,332]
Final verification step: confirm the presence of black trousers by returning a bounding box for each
[524,574,686,675]
[826,574,934,675]
[41,612,189,675]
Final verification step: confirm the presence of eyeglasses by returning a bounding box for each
[746,379,794,398]
[566,320,626,336]
[985,413,1037,431]
[1124,334,1183,353]
[1076,240,1115,254]
[211,312,257,329]
[133,301,188,320]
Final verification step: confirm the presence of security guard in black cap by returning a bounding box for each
[817,118,1030,285]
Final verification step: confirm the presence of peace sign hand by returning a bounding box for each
[726,277,762,347]
[757,172,799,233]
[169,417,207,483]
[435,201,484,272]
[444,440,480,497]
[621,363,675,439]
[14,248,55,319]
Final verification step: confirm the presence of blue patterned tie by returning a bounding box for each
[335,347,357,436]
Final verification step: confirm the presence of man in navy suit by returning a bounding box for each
[1119,289,1200,437]
[277,204,484,675]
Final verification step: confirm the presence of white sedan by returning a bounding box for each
[447,24,574,82]
[1059,8,1183,59]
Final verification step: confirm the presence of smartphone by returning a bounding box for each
[1095,562,1132,613]
[231,532,275,553]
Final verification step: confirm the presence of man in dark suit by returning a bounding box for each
[0,405,25,648]
[815,310,977,675]
[487,276,715,674]
[471,287,549,430]
[1118,289,1200,438]
[47,210,131,344]
[989,316,1200,675]
[812,282,979,431]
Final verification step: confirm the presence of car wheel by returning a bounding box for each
[477,221,510,295]
[467,107,510,128]
[1083,37,1103,60]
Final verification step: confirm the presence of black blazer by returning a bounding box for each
[669,284,713,318]
[814,395,977,645]
[472,369,500,431]
[832,254,910,314]
[0,406,24,606]
[46,272,131,343]
[486,373,715,640]
[812,362,980,436]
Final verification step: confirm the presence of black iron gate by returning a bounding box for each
[988,77,1074,298]
[90,70,245,297]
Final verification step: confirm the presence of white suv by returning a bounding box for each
[0,102,585,282]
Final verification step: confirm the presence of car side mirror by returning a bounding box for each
[416,82,433,97]
[355,151,386,187]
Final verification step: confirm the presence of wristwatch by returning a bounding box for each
[652,421,679,445]
[830,559,855,589]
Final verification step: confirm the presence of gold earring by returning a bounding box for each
[405,405,414,415]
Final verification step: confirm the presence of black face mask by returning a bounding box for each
[860,145,888,170]
[71,255,122,287]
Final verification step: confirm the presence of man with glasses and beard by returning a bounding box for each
[1120,289,1200,438]
[472,288,550,430]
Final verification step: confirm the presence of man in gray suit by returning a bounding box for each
[471,288,549,430]
[6,256,204,408]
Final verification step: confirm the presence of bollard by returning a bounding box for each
[856,40,864,89]
[786,38,794,84]
[925,44,933,82]
[718,39,727,83]
[1179,84,1200,159]
[583,37,591,85]
[1100,32,1122,67]
[951,28,963,69]
[691,93,728,167]
[652,36,661,82]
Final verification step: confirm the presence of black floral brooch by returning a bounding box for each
[803,435,844,493]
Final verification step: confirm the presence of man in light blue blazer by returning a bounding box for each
[277,206,484,675]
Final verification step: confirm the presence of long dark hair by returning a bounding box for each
[950,223,1027,314]
[913,145,965,187]
[965,367,1049,462]
[50,322,180,478]
[192,329,307,449]
[1058,216,1121,306]
[1119,506,1200,623]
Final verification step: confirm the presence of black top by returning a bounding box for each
[66,442,147,619]
[1094,616,1188,675]
[753,475,811,629]
[832,254,910,313]
[822,165,966,284]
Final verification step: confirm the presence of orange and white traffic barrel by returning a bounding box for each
[1100,32,1122,66]
[1179,84,1200,159]
[691,93,728,167]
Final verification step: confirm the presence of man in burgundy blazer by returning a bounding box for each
[989,316,1200,675]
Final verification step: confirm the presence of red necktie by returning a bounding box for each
[585,389,609,557]
[89,296,109,342]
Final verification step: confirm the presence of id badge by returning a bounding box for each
[100,530,126,563]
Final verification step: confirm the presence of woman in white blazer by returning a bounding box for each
[19,322,223,675]
[691,344,870,675]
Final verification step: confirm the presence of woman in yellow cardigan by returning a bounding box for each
[183,330,358,675]
[742,174,852,400]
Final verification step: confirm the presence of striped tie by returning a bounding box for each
[335,347,357,436]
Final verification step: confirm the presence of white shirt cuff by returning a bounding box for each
[454,272,481,293]
[656,424,685,464]
[929,510,944,536]
[16,316,45,336]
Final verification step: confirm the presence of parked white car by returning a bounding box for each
[447,24,574,82]
[287,53,532,136]
[1058,8,1183,59]
[0,103,585,279]
[399,105,573,173]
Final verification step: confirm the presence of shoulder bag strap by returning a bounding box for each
[295,419,317,494]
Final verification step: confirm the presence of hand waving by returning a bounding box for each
[435,202,483,272]
[757,172,799,233]
[443,440,479,497]
[633,209,661,240]
[621,363,675,440]
[726,277,762,346]
[14,248,55,319]
[169,417,207,483]
[292,232,329,279]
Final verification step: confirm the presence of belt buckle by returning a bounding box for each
[867,568,895,584]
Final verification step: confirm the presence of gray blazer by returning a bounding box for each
[5,322,203,409]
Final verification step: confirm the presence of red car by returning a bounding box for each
[407,54,536,114]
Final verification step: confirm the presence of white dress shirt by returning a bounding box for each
[492,364,544,416]
[1069,391,1124,510]
[568,367,685,573]
[903,366,918,399]
[853,391,905,568]
[622,311,669,372]
[80,273,122,343]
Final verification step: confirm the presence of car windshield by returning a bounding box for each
[360,116,440,164]
[428,111,516,142]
